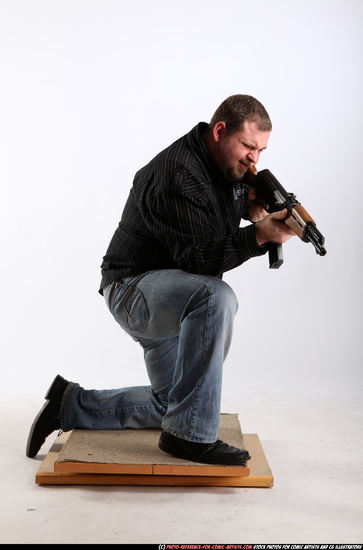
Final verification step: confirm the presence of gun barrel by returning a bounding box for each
[304,224,327,256]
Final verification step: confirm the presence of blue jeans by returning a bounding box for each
[61,269,238,443]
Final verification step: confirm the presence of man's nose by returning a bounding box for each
[247,150,260,164]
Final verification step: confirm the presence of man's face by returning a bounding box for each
[212,119,270,182]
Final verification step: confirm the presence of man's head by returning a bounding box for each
[205,94,272,182]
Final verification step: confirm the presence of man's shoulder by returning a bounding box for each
[156,122,211,185]
[133,123,212,197]
[155,123,206,165]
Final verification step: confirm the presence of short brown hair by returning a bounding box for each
[210,94,272,134]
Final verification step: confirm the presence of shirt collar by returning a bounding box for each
[188,122,235,187]
[187,122,218,175]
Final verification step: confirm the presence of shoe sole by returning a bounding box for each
[26,402,51,458]
[26,375,66,458]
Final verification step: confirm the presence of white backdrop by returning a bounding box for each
[1,0,362,428]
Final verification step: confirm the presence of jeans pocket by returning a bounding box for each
[113,284,150,333]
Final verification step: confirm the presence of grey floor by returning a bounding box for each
[1,383,362,545]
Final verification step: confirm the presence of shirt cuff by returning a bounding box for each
[239,223,269,259]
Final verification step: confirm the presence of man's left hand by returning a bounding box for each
[247,187,269,222]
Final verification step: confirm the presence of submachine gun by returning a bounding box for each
[244,167,327,269]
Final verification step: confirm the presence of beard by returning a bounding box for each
[224,162,249,183]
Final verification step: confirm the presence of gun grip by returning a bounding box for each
[269,243,283,269]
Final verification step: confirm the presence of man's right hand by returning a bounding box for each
[255,208,296,246]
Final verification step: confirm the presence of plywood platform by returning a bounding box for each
[35,414,273,487]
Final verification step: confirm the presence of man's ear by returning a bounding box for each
[212,121,227,143]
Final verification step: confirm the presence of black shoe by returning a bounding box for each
[158,430,251,466]
[26,374,71,458]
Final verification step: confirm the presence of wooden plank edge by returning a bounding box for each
[152,464,249,477]
[36,471,273,487]
[54,461,153,475]
[54,461,249,478]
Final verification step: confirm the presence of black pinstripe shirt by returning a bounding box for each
[99,122,267,294]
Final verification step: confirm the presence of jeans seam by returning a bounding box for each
[95,404,161,417]
[181,275,212,359]
[203,288,211,362]
[124,286,135,328]
[180,277,213,439]
[187,377,202,438]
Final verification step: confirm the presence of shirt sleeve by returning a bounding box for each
[139,168,268,275]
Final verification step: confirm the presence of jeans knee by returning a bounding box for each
[182,275,238,323]
[208,278,238,315]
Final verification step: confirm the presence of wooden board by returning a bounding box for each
[36,433,274,487]
[53,413,249,477]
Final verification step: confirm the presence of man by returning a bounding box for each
[26,95,293,464]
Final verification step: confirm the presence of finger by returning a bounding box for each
[248,188,256,200]
[270,208,288,220]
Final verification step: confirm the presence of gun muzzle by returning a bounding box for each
[304,224,327,256]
